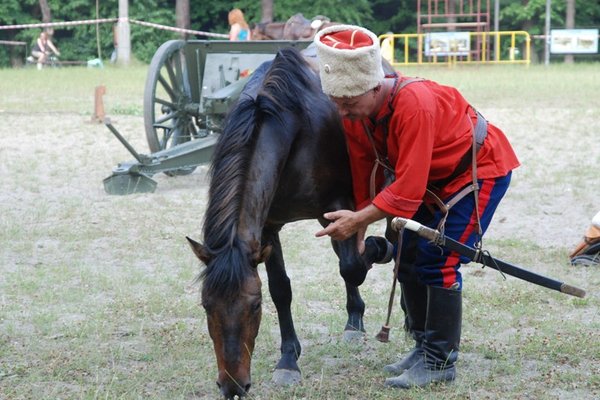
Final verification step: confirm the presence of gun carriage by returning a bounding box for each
[104,39,311,195]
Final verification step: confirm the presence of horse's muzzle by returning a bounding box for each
[218,379,251,399]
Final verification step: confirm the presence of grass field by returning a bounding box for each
[0,62,599,400]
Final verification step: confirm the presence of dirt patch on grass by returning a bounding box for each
[1,66,599,399]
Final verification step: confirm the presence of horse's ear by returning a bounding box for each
[186,236,211,264]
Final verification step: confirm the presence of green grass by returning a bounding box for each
[407,62,600,110]
[0,65,147,115]
[2,62,598,114]
[0,62,599,399]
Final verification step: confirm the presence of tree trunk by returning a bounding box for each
[447,0,456,32]
[7,32,24,68]
[564,0,575,64]
[117,0,131,66]
[261,0,273,23]
[522,19,539,63]
[39,0,52,25]
[176,0,190,40]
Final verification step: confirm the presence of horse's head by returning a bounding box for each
[282,13,314,40]
[250,23,267,40]
[187,237,270,399]
[251,22,285,40]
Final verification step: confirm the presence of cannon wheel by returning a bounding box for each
[144,40,197,176]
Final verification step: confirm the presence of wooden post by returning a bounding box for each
[92,85,106,123]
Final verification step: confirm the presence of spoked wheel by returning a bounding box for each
[144,40,199,176]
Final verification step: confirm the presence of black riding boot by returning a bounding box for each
[383,275,427,375]
[385,285,462,388]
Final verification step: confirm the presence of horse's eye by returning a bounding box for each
[251,301,262,313]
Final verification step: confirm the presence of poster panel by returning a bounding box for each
[425,32,470,56]
[550,29,599,54]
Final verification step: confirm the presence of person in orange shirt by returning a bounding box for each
[313,25,519,388]
[228,8,251,41]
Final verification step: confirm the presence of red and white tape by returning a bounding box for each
[0,18,228,39]
[129,19,228,39]
[0,18,117,30]
[0,40,27,45]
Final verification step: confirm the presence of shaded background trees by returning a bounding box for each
[0,0,598,67]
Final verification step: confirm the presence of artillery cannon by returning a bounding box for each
[104,40,311,195]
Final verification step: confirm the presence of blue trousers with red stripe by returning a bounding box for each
[398,172,512,290]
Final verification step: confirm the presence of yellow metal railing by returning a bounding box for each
[379,31,531,67]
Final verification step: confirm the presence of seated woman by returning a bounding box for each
[31,31,60,69]
[228,8,251,41]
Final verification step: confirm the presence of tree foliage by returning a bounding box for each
[1,0,599,67]
[0,0,182,66]
[501,0,600,31]
[500,0,600,61]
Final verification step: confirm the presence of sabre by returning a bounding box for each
[391,217,586,298]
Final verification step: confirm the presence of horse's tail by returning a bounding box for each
[203,96,259,252]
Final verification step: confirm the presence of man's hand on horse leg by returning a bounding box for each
[315,210,359,241]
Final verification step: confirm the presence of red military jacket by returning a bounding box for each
[343,75,520,218]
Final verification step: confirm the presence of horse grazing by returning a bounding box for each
[250,21,285,40]
[187,47,378,399]
[282,13,339,40]
[252,14,339,40]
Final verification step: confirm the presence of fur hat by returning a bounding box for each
[314,24,385,98]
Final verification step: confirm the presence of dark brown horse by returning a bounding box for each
[250,21,285,40]
[251,14,339,40]
[187,48,381,399]
[282,13,339,40]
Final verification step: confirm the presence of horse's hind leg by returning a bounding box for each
[262,229,302,385]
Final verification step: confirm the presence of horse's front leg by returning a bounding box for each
[331,236,367,341]
[262,228,302,385]
[343,280,366,341]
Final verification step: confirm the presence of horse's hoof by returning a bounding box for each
[272,369,301,386]
[343,329,365,342]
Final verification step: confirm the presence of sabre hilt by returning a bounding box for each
[391,217,441,243]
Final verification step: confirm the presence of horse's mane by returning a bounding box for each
[258,48,322,122]
[201,47,319,296]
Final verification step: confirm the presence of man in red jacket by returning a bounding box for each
[313,25,520,388]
